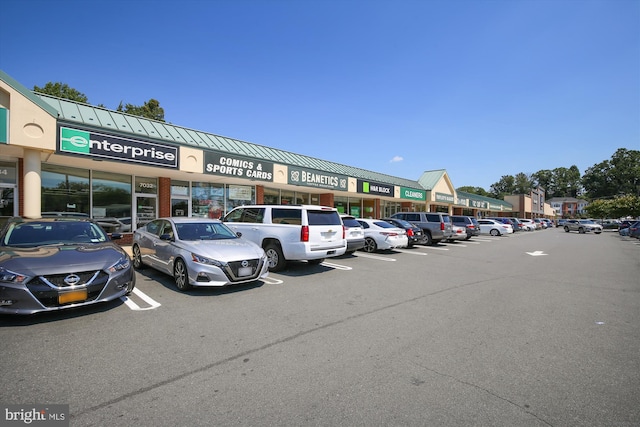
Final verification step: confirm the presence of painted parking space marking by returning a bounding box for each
[321,261,353,270]
[420,246,449,251]
[440,243,467,247]
[355,252,397,261]
[121,287,161,311]
[262,277,284,285]
[395,249,428,256]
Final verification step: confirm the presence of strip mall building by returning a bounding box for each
[0,70,554,242]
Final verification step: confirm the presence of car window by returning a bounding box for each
[357,220,370,229]
[405,213,419,222]
[442,215,450,223]
[145,220,163,236]
[176,222,237,240]
[159,221,174,239]
[307,210,341,226]
[342,218,362,228]
[272,208,302,225]
[373,221,395,229]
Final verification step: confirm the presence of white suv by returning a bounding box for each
[223,205,346,271]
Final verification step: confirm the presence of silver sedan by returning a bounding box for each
[132,218,269,291]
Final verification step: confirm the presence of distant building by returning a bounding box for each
[546,197,589,217]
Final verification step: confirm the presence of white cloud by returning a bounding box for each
[390,156,404,163]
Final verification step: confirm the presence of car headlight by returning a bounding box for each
[0,267,27,283]
[191,253,226,268]
[108,257,131,273]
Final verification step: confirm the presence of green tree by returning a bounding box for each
[33,82,88,103]
[117,99,165,122]
[514,172,534,194]
[532,169,553,195]
[456,186,490,197]
[490,175,515,198]
[582,149,640,198]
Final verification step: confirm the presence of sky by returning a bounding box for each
[1,0,638,190]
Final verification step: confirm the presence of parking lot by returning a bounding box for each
[1,229,639,426]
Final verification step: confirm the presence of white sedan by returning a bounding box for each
[477,219,514,236]
[356,218,408,252]
[447,224,468,242]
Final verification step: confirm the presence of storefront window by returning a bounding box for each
[42,164,90,214]
[334,196,348,214]
[280,190,295,205]
[92,171,131,219]
[171,180,190,217]
[263,187,280,204]
[227,184,254,212]
[192,182,224,219]
[135,176,158,195]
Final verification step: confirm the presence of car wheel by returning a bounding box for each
[265,243,287,272]
[578,227,585,234]
[132,244,144,269]
[423,232,433,246]
[564,226,570,232]
[363,237,377,253]
[173,258,191,291]
[490,229,500,236]
[308,258,325,265]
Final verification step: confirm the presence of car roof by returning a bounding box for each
[161,217,223,224]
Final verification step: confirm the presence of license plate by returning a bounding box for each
[238,267,252,277]
[58,289,88,304]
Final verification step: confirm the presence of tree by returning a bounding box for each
[514,172,534,194]
[456,186,490,197]
[585,195,640,219]
[532,169,553,194]
[490,175,515,198]
[582,149,640,198]
[33,82,88,103]
[117,99,165,122]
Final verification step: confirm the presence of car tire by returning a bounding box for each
[490,229,500,236]
[579,227,585,234]
[173,258,191,291]
[265,243,287,272]
[423,232,433,246]
[564,226,570,232]
[132,244,144,269]
[363,237,377,253]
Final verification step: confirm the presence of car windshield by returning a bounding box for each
[175,222,237,241]
[373,221,396,229]
[1,221,108,247]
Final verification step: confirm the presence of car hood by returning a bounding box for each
[177,239,265,259]
[0,243,128,275]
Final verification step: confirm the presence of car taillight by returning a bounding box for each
[440,222,445,230]
[301,225,309,242]
[342,225,346,239]
[381,232,398,236]
[407,229,414,237]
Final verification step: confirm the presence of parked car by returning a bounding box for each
[382,217,426,247]
[223,205,346,271]
[625,221,640,238]
[447,224,468,242]
[356,218,408,252]
[450,215,480,240]
[132,217,269,291]
[0,217,135,315]
[519,219,536,231]
[477,219,513,236]
[487,217,522,232]
[533,218,547,229]
[340,214,366,254]
[389,212,453,245]
[542,218,554,228]
[563,219,603,234]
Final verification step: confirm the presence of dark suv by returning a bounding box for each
[389,212,452,245]
[450,215,480,240]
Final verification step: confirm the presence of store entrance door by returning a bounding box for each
[136,195,157,230]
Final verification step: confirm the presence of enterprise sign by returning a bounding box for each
[288,167,348,190]
[58,126,178,168]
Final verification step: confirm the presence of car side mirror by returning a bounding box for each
[159,233,173,241]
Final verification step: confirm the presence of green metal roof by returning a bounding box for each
[457,190,513,208]
[418,169,447,190]
[36,93,422,188]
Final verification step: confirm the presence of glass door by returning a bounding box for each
[136,195,157,229]
[0,186,16,229]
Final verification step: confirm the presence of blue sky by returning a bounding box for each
[1,0,638,190]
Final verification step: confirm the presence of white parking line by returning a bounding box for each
[121,287,161,311]
[355,252,397,261]
[395,249,428,255]
[321,261,353,270]
[420,246,449,251]
[440,243,467,247]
